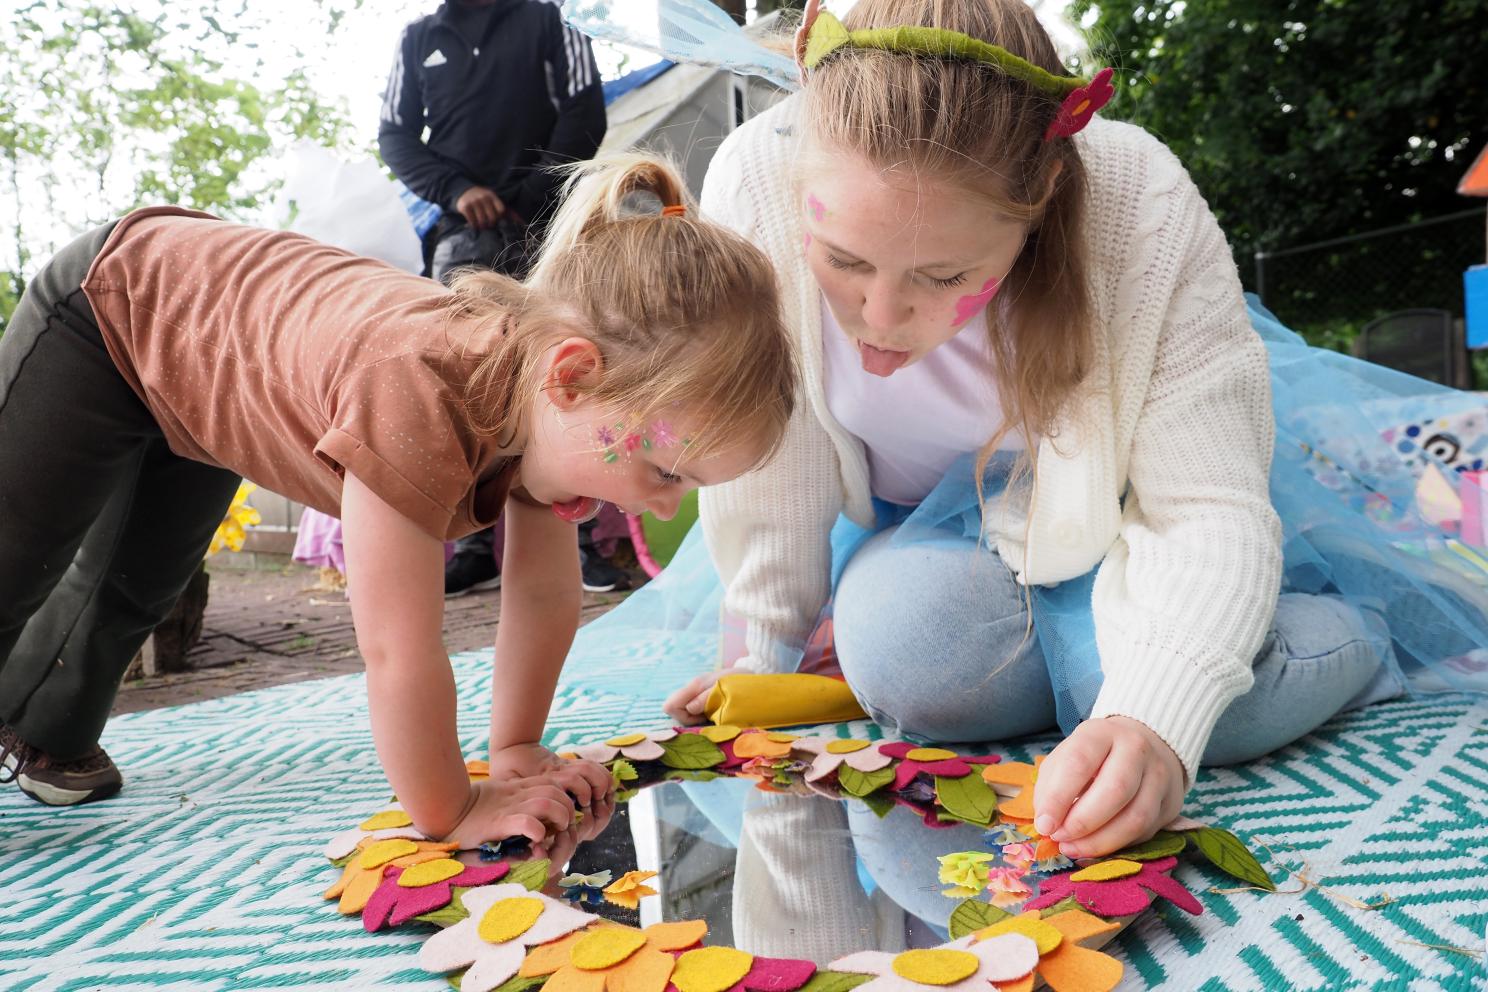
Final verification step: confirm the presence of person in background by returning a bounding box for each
[380,0,627,596]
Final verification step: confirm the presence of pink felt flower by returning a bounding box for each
[666,954,818,992]
[678,726,749,769]
[831,933,1039,992]
[1044,67,1115,141]
[572,728,678,763]
[878,742,1001,792]
[1024,855,1202,918]
[418,882,595,992]
[792,736,893,783]
[363,859,511,932]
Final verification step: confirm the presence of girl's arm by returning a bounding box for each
[341,472,573,843]
[487,495,614,806]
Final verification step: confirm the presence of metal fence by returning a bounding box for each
[1250,207,1487,355]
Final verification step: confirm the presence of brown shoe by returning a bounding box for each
[0,721,38,784]
[17,744,123,806]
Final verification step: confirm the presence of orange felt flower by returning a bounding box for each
[323,837,459,915]
[980,757,1044,822]
[731,731,798,760]
[466,759,491,780]
[981,909,1122,992]
[520,920,708,992]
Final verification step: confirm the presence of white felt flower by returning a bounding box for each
[417,882,595,992]
[792,736,893,782]
[571,728,678,763]
[324,803,429,859]
[831,933,1040,992]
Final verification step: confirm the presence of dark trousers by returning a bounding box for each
[0,224,240,758]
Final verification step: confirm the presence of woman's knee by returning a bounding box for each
[833,531,1054,741]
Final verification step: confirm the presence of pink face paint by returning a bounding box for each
[805,193,827,222]
[803,232,813,249]
[951,277,1001,328]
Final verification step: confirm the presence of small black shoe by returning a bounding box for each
[16,743,123,806]
[445,551,501,598]
[581,556,632,594]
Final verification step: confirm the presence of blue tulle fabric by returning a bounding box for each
[571,299,1488,730]
[563,0,799,90]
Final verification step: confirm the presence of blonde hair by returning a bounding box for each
[800,0,1094,487]
[446,153,796,469]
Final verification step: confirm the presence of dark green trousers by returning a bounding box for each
[0,224,240,758]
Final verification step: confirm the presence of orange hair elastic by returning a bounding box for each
[661,204,687,217]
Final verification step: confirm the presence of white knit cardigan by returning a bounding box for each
[698,96,1283,778]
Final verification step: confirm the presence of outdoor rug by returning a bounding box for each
[2,630,1485,991]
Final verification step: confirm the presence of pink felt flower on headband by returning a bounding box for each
[1044,67,1115,141]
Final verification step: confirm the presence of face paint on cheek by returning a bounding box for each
[805,193,827,222]
[803,232,812,249]
[951,277,1001,328]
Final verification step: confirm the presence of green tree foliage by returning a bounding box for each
[1072,0,1488,342]
[0,1,357,333]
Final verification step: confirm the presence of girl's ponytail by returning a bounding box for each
[527,153,690,290]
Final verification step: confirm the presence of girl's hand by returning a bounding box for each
[1032,715,1187,859]
[444,777,577,852]
[489,742,615,811]
[663,669,727,725]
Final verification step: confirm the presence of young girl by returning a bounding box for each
[562,0,1488,862]
[0,153,796,855]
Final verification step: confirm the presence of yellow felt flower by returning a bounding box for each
[323,837,459,914]
[519,919,708,992]
[206,481,262,557]
[979,909,1122,992]
[603,869,659,909]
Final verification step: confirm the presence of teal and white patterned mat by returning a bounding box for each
[2,633,1485,991]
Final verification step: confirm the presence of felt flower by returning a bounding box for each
[418,883,597,992]
[560,870,613,907]
[985,866,1034,908]
[1024,856,1202,918]
[519,919,708,992]
[939,851,997,899]
[971,909,1123,992]
[574,729,679,763]
[1043,67,1115,141]
[879,743,1000,792]
[324,805,429,860]
[980,757,1045,823]
[671,951,817,992]
[732,730,799,760]
[466,759,491,780]
[324,837,459,915]
[604,870,659,909]
[680,725,750,769]
[206,481,262,556]
[831,933,1040,992]
[792,737,893,783]
[363,858,511,932]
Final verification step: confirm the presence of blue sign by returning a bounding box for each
[1468,265,1488,349]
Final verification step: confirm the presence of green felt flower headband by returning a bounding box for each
[799,8,1116,142]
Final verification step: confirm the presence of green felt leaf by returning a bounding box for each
[663,769,722,783]
[506,858,552,892]
[415,889,470,928]
[659,733,726,770]
[610,758,639,783]
[797,971,872,992]
[947,898,1012,939]
[1191,827,1276,891]
[329,852,354,868]
[837,765,895,797]
[859,793,895,819]
[483,975,548,992]
[1038,896,1084,918]
[1113,830,1188,861]
[935,774,998,826]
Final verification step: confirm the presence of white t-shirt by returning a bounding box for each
[821,295,1025,506]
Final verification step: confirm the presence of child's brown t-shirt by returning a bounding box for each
[81,206,522,541]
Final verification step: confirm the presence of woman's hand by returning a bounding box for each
[1032,715,1187,859]
[489,742,614,811]
[443,777,577,852]
[663,669,727,725]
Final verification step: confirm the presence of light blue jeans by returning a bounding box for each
[832,526,1402,766]
[832,525,1404,929]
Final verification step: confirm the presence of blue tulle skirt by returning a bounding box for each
[570,300,1488,727]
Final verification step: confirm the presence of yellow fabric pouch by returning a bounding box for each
[703,673,869,729]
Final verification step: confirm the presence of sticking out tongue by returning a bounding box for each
[552,496,604,524]
[859,342,910,377]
